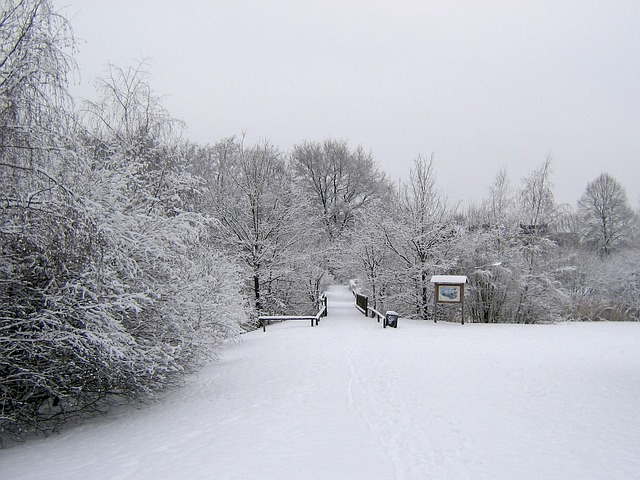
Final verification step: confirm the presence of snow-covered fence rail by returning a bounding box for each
[368,306,385,324]
[355,293,397,328]
[259,294,327,332]
[367,306,398,328]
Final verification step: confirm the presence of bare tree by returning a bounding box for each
[485,168,514,226]
[290,139,391,241]
[578,172,636,255]
[381,154,458,319]
[462,170,516,323]
[518,156,557,229]
[207,136,311,315]
[346,201,394,312]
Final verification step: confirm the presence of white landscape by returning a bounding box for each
[1,285,639,480]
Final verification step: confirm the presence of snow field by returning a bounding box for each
[1,285,639,479]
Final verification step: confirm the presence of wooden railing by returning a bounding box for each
[354,291,397,328]
[368,306,385,324]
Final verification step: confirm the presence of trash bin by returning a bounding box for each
[385,311,398,328]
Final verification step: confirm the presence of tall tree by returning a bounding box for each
[461,170,514,323]
[578,173,636,255]
[518,155,557,229]
[382,155,458,319]
[207,136,311,315]
[513,159,573,323]
[290,139,391,241]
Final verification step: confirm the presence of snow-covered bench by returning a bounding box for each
[259,297,327,332]
[258,315,318,332]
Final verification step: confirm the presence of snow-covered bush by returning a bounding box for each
[567,249,640,322]
[1,3,248,442]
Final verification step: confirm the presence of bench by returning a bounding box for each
[259,300,327,332]
[258,315,317,332]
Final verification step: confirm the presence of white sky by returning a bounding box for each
[56,0,640,208]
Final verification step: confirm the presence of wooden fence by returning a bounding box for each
[354,292,397,328]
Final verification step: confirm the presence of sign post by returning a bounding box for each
[430,275,468,324]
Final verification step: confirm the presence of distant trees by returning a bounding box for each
[570,249,640,321]
[462,165,638,324]
[335,151,640,326]
[565,173,639,321]
[345,201,394,312]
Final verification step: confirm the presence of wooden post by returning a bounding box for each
[433,290,438,323]
[461,283,465,324]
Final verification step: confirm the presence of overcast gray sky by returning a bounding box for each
[57,0,640,208]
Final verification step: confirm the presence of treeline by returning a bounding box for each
[346,156,639,325]
[2,1,639,442]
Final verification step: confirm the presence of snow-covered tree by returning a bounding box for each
[577,173,636,256]
[290,139,392,242]
[459,163,573,324]
[460,171,515,323]
[381,155,459,319]
[340,201,394,313]
[0,0,98,440]
[78,61,248,368]
[508,158,570,323]
[202,136,314,316]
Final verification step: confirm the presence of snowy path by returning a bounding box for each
[2,285,640,479]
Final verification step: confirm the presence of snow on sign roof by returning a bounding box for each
[430,275,468,284]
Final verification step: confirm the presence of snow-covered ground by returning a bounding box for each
[2,285,640,480]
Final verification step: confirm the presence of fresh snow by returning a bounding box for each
[2,285,640,479]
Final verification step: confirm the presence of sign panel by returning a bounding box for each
[436,284,463,303]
